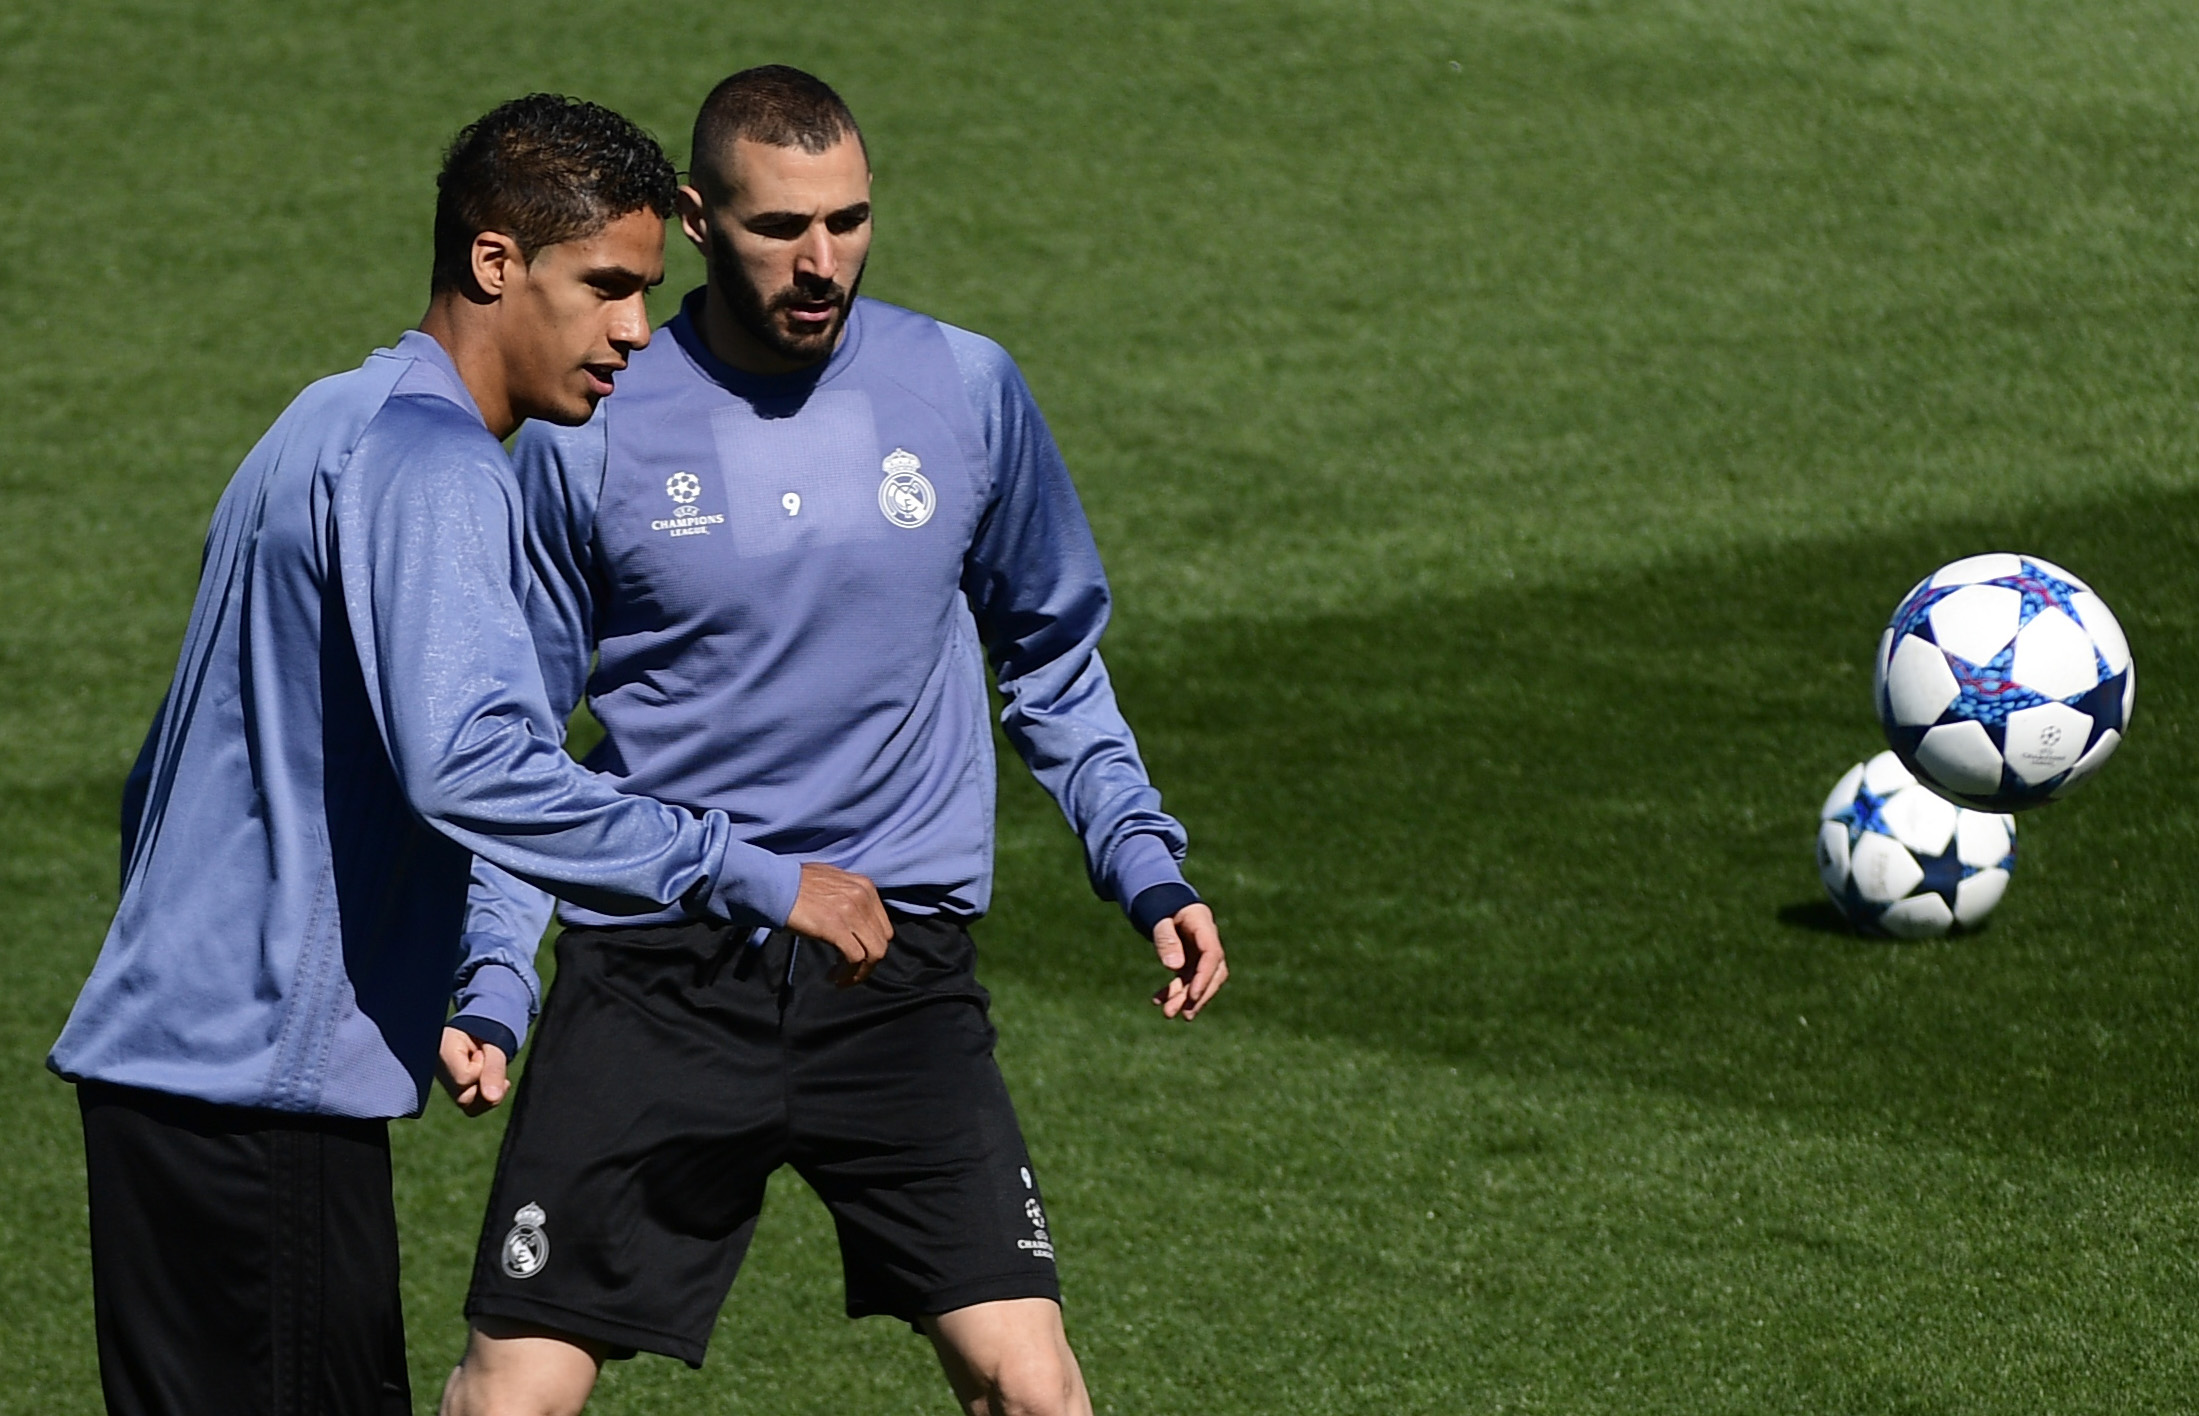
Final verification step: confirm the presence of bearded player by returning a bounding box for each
[440,67,1226,1416]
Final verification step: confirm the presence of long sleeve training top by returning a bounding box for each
[461,293,1193,1026]
[49,332,797,1118]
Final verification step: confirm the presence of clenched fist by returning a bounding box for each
[787,862,893,985]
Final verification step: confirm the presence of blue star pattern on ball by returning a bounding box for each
[1874,553,2133,812]
[1817,751,2017,938]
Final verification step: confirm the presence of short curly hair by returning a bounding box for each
[431,94,677,294]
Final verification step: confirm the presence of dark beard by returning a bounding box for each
[706,224,864,367]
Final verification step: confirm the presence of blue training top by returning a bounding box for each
[462,293,1194,1018]
[49,332,799,1119]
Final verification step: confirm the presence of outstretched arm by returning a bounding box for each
[950,326,1226,1016]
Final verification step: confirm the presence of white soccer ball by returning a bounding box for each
[1818,750,2017,938]
[1874,553,2133,811]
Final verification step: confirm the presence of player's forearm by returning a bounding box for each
[1109,834,1201,935]
[997,642,1194,892]
[411,728,799,926]
[343,440,800,928]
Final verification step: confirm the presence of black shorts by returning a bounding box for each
[76,1081,412,1416]
[465,915,1060,1366]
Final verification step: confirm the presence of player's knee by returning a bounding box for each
[986,1346,1082,1416]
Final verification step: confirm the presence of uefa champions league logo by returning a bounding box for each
[500,1202,550,1279]
[877,448,934,529]
[652,471,724,539]
[1017,1194,1054,1260]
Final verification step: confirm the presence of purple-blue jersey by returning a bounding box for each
[464,293,1193,998]
[49,333,797,1119]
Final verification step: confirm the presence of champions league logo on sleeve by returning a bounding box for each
[500,1202,550,1279]
[652,470,725,538]
[877,448,935,529]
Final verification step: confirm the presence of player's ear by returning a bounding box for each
[674,185,711,254]
[468,229,526,299]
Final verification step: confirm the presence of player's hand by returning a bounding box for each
[787,862,893,987]
[1151,902,1226,1020]
[437,1027,511,1117]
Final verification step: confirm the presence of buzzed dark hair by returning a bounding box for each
[691,66,865,194]
[432,94,677,294]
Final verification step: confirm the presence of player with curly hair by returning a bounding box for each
[48,93,890,1416]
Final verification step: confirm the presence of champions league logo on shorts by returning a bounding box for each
[1018,1195,1054,1261]
[500,1202,550,1279]
[877,448,934,529]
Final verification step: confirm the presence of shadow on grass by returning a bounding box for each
[1775,900,1858,936]
[992,484,2199,1171]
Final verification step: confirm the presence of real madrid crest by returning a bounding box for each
[877,448,934,529]
[501,1201,550,1279]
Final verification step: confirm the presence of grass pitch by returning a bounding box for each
[5,1,2199,1411]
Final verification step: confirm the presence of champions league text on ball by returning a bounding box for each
[1874,553,2133,812]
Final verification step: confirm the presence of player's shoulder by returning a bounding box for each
[345,347,512,515]
[857,298,1018,375]
[362,385,504,478]
[345,336,500,461]
[217,340,453,503]
[936,320,1022,393]
[853,299,1030,427]
[252,343,413,452]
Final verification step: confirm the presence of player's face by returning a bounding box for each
[500,208,664,426]
[680,135,872,372]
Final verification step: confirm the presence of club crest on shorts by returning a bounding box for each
[877,448,934,529]
[501,1202,550,1279]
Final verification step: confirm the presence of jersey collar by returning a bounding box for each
[667,286,867,402]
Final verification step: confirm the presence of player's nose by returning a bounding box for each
[610,292,652,351]
[794,223,836,282]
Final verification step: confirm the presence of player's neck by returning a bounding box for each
[698,285,844,378]
[418,295,521,440]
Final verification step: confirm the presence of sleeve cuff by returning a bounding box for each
[1108,832,1187,906]
[445,1014,518,1060]
[701,838,805,930]
[1128,881,1203,938]
[449,961,535,1055]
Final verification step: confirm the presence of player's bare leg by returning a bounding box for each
[922,1297,1092,1416]
[439,1319,604,1416]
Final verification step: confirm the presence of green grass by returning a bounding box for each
[6,0,2199,1410]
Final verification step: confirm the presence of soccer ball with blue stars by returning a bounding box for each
[1875,554,2133,812]
[1818,751,2017,938]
